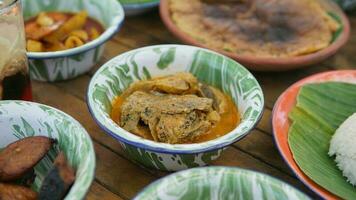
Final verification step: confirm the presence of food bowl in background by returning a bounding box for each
[119,0,159,16]
[335,0,356,11]
[0,101,95,200]
[134,167,311,200]
[23,0,124,82]
[159,0,350,71]
[87,44,264,171]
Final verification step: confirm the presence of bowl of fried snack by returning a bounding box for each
[23,0,124,82]
[0,101,95,200]
[87,45,264,171]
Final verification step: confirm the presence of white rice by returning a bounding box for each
[329,113,356,186]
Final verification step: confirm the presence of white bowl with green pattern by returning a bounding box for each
[134,167,311,200]
[119,0,159,16]
[0,101,95,200]
[87,45,264,171]
[23,0,124,82]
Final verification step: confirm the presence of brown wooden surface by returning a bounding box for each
[31,9,356,200]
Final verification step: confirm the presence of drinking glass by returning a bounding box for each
[0,0,32,100]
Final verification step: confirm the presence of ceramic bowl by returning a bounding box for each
[272,70,356,199]
[0,101,95,200]
[87,44,264,171]
[23,0,124,82]
[134,166,311,200]
[159,0,350,71]
[335,0,356,10]
[120,0,159,16]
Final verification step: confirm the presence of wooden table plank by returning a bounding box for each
[254,65,331,109]
[256,108,272,134]
[33,79,315,197]
[87,182,125,200]
[94,143,158,199]
[34,80,292,175]
[114,26,167,49]
[233,130,292,175]
[211,147,316,198]
[30,9,356,200]
[125,12,179,43]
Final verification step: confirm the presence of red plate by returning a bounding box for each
[272,70,356,199]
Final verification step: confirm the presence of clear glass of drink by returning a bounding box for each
[0,0,32,100]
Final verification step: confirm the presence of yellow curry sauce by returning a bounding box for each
[111,87,240,143]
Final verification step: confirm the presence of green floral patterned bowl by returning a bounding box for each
[134,167,311,200]
[23,0,124,82]
[87,45,264,171]
[0,101,95,200]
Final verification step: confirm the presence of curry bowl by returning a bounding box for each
[159,0,350,71]
[134,167,311,200]
[120,0,160,16]
[23,0,124,82]
[87,44,264,171]
[0,101,95,200]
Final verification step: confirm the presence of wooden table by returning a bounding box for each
[31,10,356,200]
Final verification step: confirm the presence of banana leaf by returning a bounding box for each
[289,82,356,200]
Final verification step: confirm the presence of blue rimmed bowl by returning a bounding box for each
[0,101,95,200]
[119,0,159,16]
[87,45,264,171]
[134,167,311,200]
[23,0,124,82]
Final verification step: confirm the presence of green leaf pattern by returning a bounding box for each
[0,101,95,200]
[133,167,311,200]
[28,45,105,82]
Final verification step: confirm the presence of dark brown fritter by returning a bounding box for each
[0,183,37,200]
[39,152,75,200]
[0,136,55,181]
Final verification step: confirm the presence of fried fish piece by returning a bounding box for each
[198,84,228,114]
[121,72,199,97]
[120,91,216,143]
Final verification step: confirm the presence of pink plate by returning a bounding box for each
[160,0,350,71]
